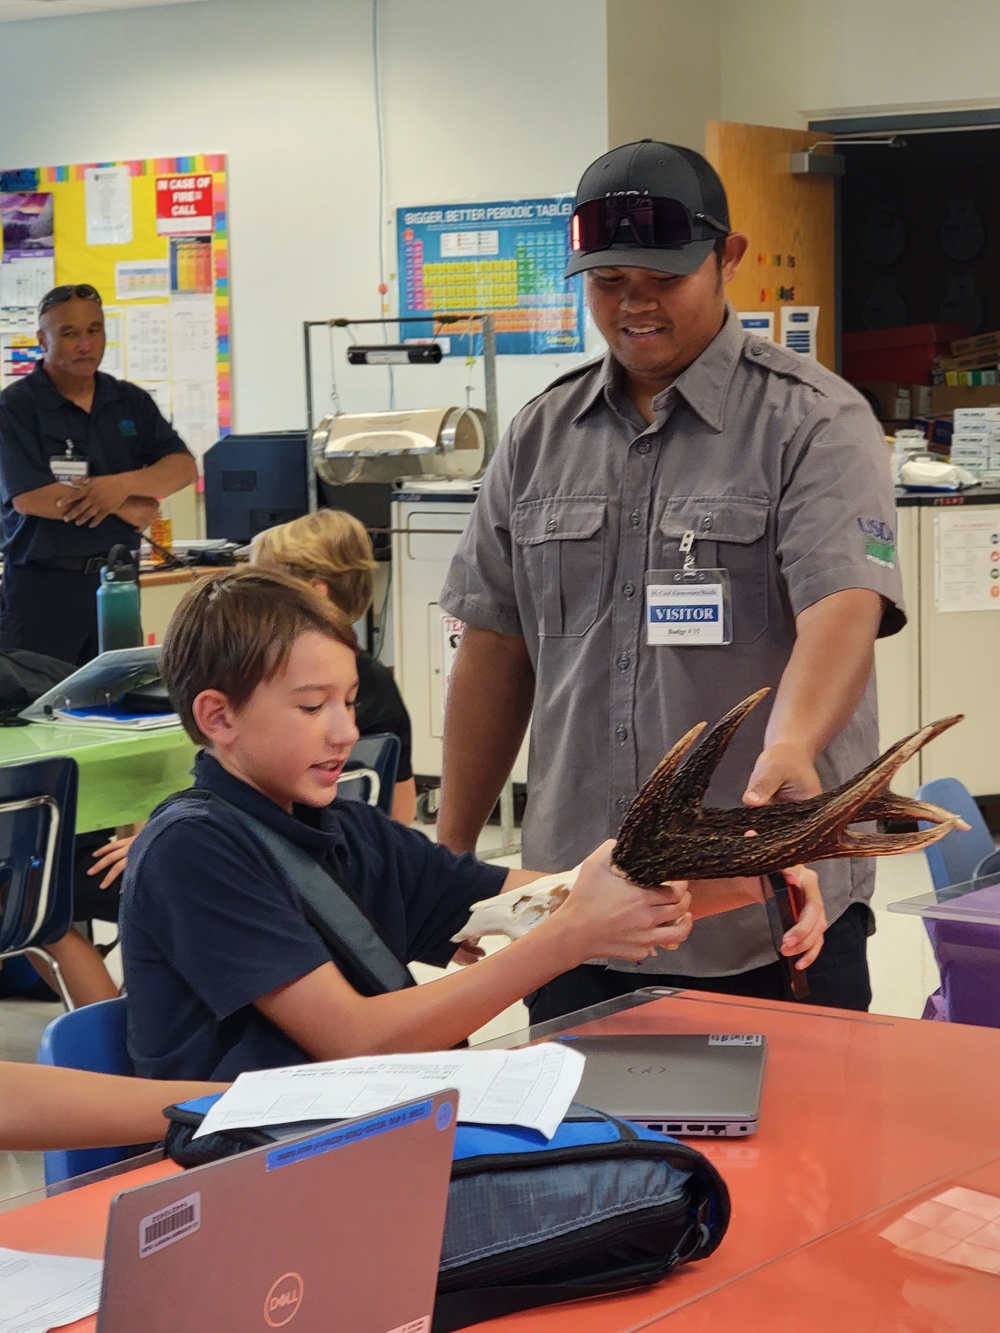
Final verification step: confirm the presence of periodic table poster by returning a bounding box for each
[396,196,584,356]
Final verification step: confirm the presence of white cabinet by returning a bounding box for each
[876,496,1000,796]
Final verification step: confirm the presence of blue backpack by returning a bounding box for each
[164,1094,730,1331]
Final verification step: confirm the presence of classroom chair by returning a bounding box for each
[37,995,143,1185]
[0,757,79,1011]
[915,777,1000,1027]
[337,732,401,816]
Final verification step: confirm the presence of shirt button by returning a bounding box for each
[615,725,628,743]
[545,517,557,532]
[630,510,641,528]
[750,343,766,356]
[623,581,635,598]
[701,515,715,531]
[636,440,651,455]
[617,654,630,672]
[617,796,631,813]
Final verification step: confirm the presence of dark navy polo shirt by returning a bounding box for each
[120,752,506,1082]
[0,364,189,564]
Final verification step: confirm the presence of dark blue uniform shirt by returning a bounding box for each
[120,752,507,1082]
[0,364,188,564]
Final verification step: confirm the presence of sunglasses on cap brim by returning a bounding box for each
[38,284,103,317]
[570,195,729,254]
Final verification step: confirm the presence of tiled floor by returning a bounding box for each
[0,844,941,1205]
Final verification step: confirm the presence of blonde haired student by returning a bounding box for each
[251,510,417,825]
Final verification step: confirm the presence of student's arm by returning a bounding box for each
[438,627,535,854]
[390,776,417,826]
[0,1063,226,1151]
[256,841,692,1058]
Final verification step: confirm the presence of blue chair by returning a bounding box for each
[337,732,401,816]
[37,995,145,1184]
[0,756,78,1010]
[915,777,1000,1027]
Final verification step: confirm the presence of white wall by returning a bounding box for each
[606,0,722,151]
[720,0,1000,129]
[0,0,608,435]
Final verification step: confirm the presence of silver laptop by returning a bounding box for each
[561,1034,767,1137]
[98,1089,457,1333]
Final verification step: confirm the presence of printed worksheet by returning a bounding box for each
[194,1043,585,1141]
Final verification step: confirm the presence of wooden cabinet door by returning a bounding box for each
[706,121,836,370]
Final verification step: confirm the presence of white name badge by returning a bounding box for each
[50,455,89,487]
[646,570,732,646]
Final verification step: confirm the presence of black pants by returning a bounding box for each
[527,902,875,1026]
[0,563,100,665]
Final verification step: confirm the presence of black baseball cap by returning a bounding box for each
[565,139,730,278]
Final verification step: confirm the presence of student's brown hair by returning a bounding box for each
[162,568,357,745]
[250,509,376,625]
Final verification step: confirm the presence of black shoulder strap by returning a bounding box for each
[166,788,414,996]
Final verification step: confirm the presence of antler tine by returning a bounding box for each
[655,687,771,812]
[808,712,965,839]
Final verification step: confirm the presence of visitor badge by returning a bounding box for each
[646,568,732,645]
[51,441,89,485]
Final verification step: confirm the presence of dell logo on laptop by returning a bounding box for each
[264,1271,304,1326]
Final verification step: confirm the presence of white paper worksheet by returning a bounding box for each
[0,1247,102,1333]
[194,1043,585,1142]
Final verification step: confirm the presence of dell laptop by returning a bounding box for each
[98,1089,457,1333]
[561,1034,767,1137]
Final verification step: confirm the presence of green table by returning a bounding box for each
[0,723,196,833]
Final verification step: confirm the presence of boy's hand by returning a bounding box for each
[87,834,137,889]
[555,840,692,964]
[778,865,826,970]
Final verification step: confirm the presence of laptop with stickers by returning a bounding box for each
[98,1089,457,1333]
[560,1034,767,1137]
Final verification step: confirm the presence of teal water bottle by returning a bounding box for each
[97,545,143,653]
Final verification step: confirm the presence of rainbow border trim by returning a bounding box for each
[35,153,231,436]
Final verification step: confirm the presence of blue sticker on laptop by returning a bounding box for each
[266,1099,433,1171]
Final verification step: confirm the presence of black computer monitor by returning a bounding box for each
[203,431,393,547]
[203,432,310,543]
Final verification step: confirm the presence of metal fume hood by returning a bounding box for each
[311,405,485,486]
[303,313,498,509]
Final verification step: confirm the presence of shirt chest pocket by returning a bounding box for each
[658,495,771,644]
[512,496,607,638]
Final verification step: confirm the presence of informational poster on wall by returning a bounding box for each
[0,154,230,460]
[396,196,583,355]
[935,509,1000,612]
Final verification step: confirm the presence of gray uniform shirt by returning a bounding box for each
[440,311,905,976]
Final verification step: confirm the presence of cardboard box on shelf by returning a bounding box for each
[951,329,1000,356]
[935,349,1000,372]
[853,382,911,420]
[910,385,1000,415]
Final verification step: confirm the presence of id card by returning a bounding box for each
[51,455,88,485]
[646,569,732,645]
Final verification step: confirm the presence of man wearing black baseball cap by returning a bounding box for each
[438,140,904,1018]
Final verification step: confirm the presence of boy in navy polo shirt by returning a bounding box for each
[120,569,698,1082]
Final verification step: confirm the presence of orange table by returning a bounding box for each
[4,990,1000,1330]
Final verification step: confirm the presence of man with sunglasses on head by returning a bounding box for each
[438,140,904,1019]
[0,284,197,664]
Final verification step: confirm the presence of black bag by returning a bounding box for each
[0,649,74,721]
[163,1095,730,1331]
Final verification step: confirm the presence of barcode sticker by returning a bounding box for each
[708,1035,763,1046]
[139,1191,201,1258]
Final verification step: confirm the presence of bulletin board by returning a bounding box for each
[0,153,230,459]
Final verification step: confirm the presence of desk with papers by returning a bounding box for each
[4,990,1000,1330]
